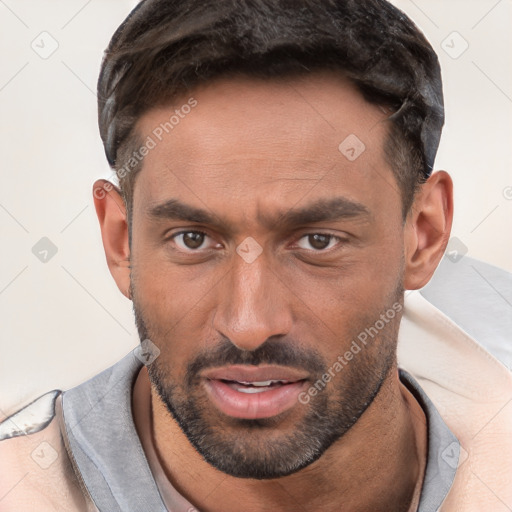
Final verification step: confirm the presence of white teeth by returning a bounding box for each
[231,380,291,393]
[249,380,273,387]
[236,386,271,394]
[237,380,288,387]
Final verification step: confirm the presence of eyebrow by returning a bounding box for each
[146,196,370,230]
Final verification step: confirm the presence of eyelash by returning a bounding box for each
[168,230,344,253]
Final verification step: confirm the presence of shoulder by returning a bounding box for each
[420,255,512,369]
[0,390,61,441]
[0,392,97,511]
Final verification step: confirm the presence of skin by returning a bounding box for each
[93,72,453,511]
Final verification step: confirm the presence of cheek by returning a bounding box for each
[133,229,223,307]
[278,242,403,354]
[132,259,224,363]
[291,238,402,305]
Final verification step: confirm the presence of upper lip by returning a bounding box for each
[201,365,309,383]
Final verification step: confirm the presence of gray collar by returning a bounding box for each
[62,352,458,512]
[399,369,459,512]
[62,351,166,511]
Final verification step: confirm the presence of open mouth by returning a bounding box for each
[220,379,294,394]
[202,368,309,420]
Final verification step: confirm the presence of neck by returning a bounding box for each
[137,365,427,512]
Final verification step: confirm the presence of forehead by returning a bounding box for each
[132,71,397,216]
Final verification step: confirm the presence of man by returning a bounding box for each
[1,0,511,511]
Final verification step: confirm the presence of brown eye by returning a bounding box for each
[173,231,208,250]
[183,232,205,249]
[296,234,338,251]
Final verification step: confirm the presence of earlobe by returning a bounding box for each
[92,179,132,300]
[404,171,453,290]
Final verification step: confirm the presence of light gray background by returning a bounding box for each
[1,0,511,416]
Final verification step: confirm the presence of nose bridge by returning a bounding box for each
[213,252,291,351]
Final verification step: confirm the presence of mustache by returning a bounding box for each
[186,336,326,386]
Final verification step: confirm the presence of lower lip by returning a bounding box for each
[204,379,307,419]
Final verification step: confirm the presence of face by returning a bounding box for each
[129,72,406,479]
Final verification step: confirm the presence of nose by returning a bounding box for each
[212,250,293,352]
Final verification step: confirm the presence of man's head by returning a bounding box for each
[93,0,452,480]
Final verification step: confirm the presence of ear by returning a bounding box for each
[404,171,453,290]
[92,179,132,300]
